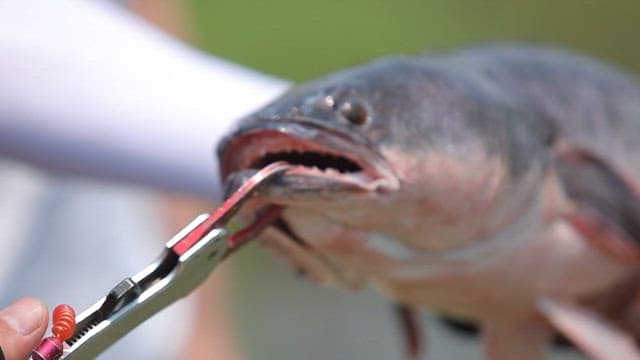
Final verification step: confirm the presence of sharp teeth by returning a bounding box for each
[244,143,364,174]
[326,168,339,176]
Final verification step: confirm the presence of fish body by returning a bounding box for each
[219,44,640,359]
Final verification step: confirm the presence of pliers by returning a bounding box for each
[33,162,290,360]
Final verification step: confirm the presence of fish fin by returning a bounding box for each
[394,304,424,360]
[537,297,640,359]
[554,144,640,264]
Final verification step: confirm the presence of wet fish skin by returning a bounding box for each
[219,43,640,359]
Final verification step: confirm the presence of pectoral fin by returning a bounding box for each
[537,297,640,359]
[554,144,640,264]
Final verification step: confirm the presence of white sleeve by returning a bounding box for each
[0,0,289,200]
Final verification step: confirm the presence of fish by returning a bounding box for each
[218,43,640,359]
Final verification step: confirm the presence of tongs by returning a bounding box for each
[33,162,290,360]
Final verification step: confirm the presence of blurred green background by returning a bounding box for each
[188,0,640,82]
[181,2,639,359]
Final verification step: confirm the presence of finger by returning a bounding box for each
[0,298,48,360]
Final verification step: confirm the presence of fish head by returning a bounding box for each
[218,55,545,278]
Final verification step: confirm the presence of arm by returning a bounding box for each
[0,0,289,200]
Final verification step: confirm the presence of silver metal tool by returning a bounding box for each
[44,162,290,360]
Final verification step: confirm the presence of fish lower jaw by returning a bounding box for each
[283,165,397,192]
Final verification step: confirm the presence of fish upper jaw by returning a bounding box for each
[219,118,400,199]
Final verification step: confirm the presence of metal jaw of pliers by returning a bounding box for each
[44,162,290,360]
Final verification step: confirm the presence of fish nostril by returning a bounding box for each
[340,102,370,126]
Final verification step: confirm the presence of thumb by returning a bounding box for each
[0,298,48,360]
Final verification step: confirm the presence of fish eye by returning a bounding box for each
[340,102,370,126]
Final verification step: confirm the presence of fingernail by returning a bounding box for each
[0,298,46,335]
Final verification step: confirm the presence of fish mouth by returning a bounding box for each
[219,119,396,287]
[219,119,399,199]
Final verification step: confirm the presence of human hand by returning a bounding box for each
[0,298,48,360]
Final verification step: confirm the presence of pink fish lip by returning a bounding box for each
[220,121,399,195]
